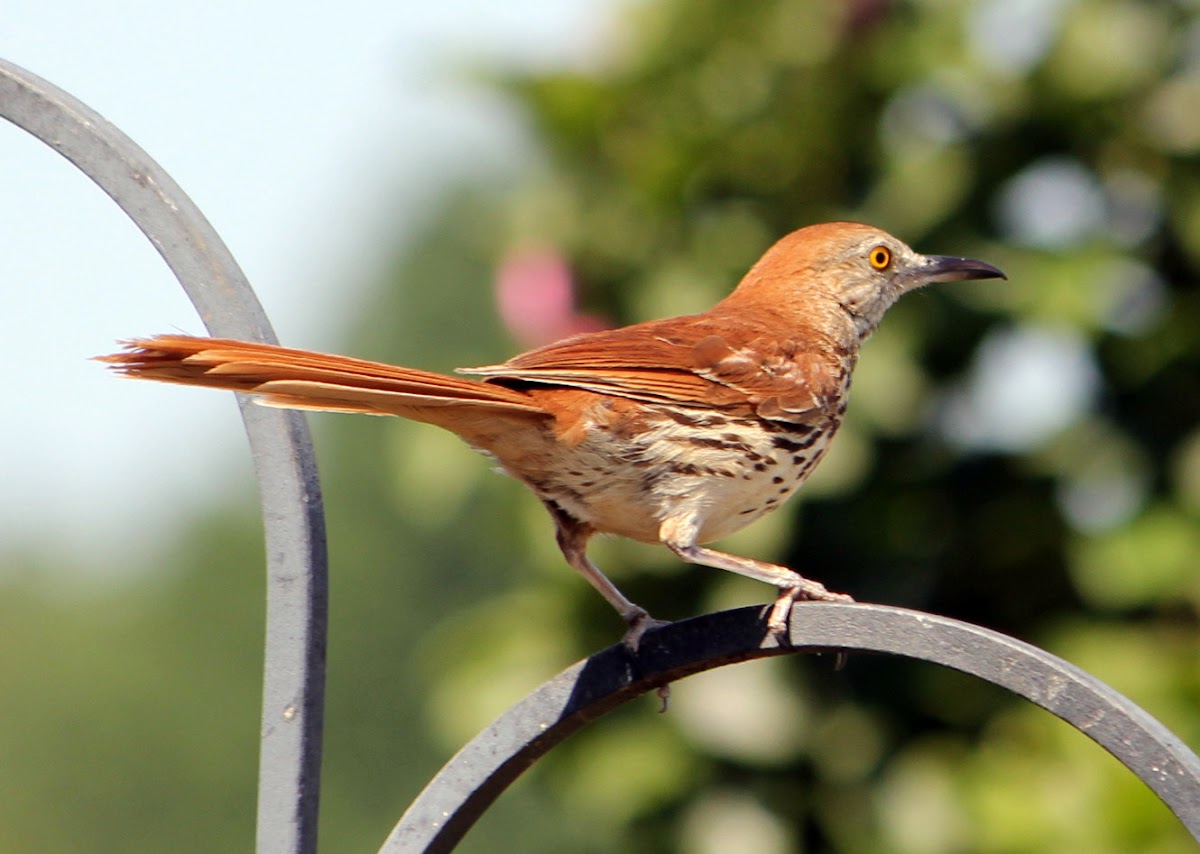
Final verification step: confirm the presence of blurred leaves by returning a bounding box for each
[442,0,1200,848]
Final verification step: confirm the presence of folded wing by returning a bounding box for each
[464,314,845,424]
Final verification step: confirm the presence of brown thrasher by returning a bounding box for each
[100,222,1003,649]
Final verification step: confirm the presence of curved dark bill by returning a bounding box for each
[922,254,1007,282]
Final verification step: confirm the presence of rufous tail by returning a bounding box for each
[98,335,548,429]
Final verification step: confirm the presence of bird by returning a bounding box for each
[100,222,1004,650]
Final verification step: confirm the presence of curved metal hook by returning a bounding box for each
[0,58,328,854]
[382,603,1200,853]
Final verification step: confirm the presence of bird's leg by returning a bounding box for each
[546,502,668,651]
[659,515,853,641]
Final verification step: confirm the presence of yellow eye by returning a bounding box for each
[868,245,892,270]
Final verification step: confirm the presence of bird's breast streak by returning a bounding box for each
[520,404,840,544]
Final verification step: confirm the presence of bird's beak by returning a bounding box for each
[918,254,1007,283]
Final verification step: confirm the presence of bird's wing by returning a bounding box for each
[462,315,848,424]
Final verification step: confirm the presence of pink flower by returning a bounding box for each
[494,247,608,348]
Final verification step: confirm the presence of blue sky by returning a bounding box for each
[0,0,616,577]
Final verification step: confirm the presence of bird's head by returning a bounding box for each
[724,222,1005,342]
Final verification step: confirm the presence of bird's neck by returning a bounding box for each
[715,276,867,353]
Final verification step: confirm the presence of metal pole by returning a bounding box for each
[0,58,328,854]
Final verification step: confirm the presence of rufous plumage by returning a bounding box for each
[100,222,1003,648]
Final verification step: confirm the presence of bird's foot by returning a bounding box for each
[620,608,671,653]
[620,609,673,711]
[766,580,854,643]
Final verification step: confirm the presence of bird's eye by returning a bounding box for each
[868,245,892,270]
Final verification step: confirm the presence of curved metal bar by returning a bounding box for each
[0,59,328,854]
[381,603,1200,853]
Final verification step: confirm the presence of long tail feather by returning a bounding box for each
[98,335,548,422]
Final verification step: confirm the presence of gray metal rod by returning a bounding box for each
[382,603,1200,852]
[0,58,328,854]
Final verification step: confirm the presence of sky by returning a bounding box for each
[0,0,616,578]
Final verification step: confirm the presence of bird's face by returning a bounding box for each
[719,221,1005,344]
[823,228,1005,340]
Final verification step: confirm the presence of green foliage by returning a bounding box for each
[438,0,1200,849]
[0,512,263,852]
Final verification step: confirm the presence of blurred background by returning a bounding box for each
[3,0,1199,851]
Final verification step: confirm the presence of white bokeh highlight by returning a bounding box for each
[937,324,1101,452]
